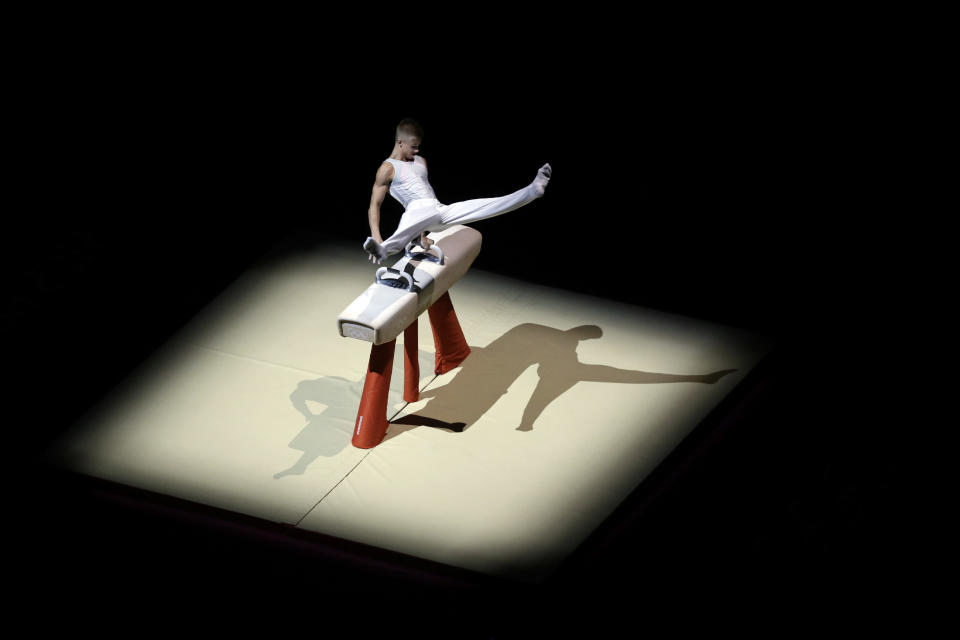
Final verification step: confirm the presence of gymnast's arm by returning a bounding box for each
[368,162,393,245]
[416,157,434,250]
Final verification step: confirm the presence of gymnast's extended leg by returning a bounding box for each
[434,164,551,229]
[364,164,551,263]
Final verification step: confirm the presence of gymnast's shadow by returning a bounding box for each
[273,347,437,479]
[382,323,737,442]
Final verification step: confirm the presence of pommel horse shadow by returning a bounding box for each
[276,322,736,477]
[383,322,737,442]
[274,346,437,479]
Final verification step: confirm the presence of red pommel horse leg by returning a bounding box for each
[427,291,472,375]
[351,291,472,449]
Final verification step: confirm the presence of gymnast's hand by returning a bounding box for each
[365,235,385,264]
[419,234,434,250]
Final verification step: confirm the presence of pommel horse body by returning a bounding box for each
[337,225,482,448]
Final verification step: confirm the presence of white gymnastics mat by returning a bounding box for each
[45,241,773,583]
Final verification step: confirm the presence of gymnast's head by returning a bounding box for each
[566,325,603,341]
[394,118,423,161]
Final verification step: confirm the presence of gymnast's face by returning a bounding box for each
[397,135,421,161]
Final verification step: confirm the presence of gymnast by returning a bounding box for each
[363,118,551,264]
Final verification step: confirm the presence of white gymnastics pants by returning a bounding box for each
[380,181,543,256]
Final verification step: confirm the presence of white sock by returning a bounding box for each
[533,163,551,196]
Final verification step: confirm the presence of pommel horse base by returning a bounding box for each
[337,225,483,448]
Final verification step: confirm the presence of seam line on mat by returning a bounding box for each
[291,386,431,527]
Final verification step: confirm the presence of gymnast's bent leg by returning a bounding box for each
[365,205,444,263]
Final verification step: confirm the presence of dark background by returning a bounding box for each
[6,35,916,635]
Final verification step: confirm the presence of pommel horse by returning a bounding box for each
[337,225,482,448]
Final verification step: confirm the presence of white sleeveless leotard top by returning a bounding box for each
[384,156,437,209]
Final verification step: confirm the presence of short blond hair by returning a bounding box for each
[396,118,423,141]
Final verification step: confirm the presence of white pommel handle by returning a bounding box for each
[375,267,414,292]
[404,240,444,265]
